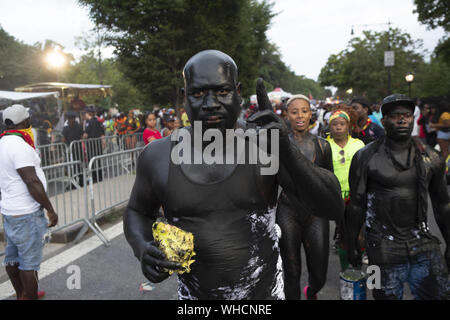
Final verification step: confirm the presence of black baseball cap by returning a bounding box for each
[381,93,415,117]
[164,113,175,122]
[85,106,96,113]
[65,111,79,117]
[351,96,370,108]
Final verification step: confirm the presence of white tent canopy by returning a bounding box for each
[16,82,112,90]
[0,90,59,101]
[15,82,112,95]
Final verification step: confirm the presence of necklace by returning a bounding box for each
[384,142,413,171]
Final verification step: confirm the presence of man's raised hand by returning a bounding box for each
[247,78,289,140]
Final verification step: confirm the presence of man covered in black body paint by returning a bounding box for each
[123,50,344,300]
[347,93,450,300]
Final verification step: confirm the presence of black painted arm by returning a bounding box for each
[248,79,344,221]
[123,147,181,283]
[123,150,160,260]
[345,152,366,268]
[429,153,450,268]
[277,137,344,221]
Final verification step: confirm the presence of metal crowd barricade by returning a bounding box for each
[120,133,145,150]
[68,137,104,167]
[36,142,70,184]
[86,147,143,242]
[1,141,145,255]
[42,161,109,244]
[37,142,68,167]
[68,135,121,166]
[103,134,121,154]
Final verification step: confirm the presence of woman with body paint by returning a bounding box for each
[276,94,337,300]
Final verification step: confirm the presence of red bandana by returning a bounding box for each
[355,118,372,137]
[0,130,35,149]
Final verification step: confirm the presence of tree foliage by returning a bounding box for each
[65,31,145,111]
[318,28,439,102]
[78,0,276,107]
[414,0,450,64]
[258,42,325,99]
[413,0,449,31]
[0,26,72,90]
[64,54,145,111]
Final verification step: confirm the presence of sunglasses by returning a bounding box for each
[339,150,345,164]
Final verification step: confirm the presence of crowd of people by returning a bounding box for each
[1,49,449,301]
[123,50,449,301]
[56,105,191,153]
[244,91,450,299]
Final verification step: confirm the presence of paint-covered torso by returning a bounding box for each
[163,140,284,300]
[365,146,422,241]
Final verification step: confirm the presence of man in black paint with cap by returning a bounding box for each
[347,93,450,299]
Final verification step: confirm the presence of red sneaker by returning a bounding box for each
[37,291,45,299]
[17,291,45,300]
[303,286,318,300]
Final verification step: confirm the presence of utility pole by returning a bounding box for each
[97,28,103,85]
[387,20,391,95]
[351,20,394,95]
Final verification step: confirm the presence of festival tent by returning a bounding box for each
[15,82,112,96]
[267,87,292,106]
[249,87,292,108]
[14,82,113,132]
[0,90,59,102]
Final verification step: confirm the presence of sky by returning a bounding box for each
[0,0,446,82]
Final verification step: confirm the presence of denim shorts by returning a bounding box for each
[2,209,48,271]
[437,130,450,140]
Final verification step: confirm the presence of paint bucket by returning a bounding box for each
[339,268,366,300]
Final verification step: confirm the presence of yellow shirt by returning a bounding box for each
[327,136,365,200]
[181,112,191,127]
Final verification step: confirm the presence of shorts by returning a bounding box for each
[2,209,48,271]
[437,130,450,140]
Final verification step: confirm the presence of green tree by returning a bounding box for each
[414,0,450,63]
[64,32,145,111]
[0,26,63,90]
[415,54,450,97]
[319,28,427,102]
[64,54,145,110]
[413,0,449,31]
[257,42,325,99]
[79,0,274,107]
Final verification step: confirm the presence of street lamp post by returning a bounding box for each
[405,72,414,98]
